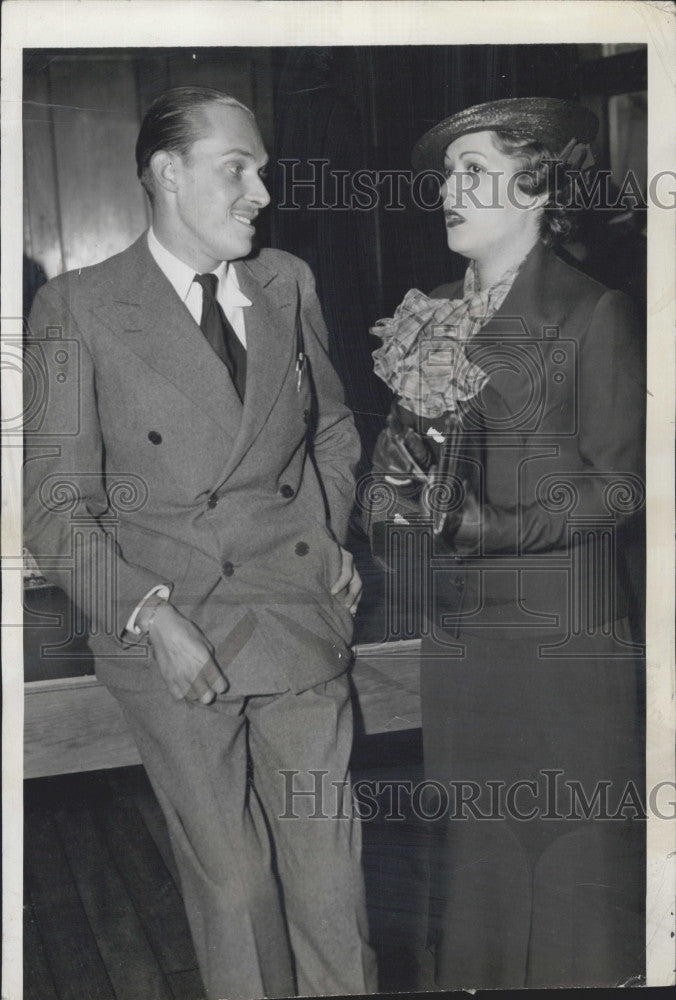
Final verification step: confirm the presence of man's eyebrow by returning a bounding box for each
[219,147,268,161]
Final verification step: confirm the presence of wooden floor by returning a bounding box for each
[24,733,435,1000]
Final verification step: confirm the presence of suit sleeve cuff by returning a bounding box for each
[124,584,172,636]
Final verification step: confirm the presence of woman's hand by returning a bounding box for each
[372,404,435,482]
[443,482,482,553]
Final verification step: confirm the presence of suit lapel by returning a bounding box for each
[464,242,554,424]
[96,236,244,435]
[213,254,298,482]
[465,240,549,366]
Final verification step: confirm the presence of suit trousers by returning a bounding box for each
[112,672,377,1000]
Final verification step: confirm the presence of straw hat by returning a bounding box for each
[412,97,599,173]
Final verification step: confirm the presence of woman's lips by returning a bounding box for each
[445,211,466,228]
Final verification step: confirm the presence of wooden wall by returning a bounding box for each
[23,48,274,279]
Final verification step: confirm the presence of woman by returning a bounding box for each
[368,98,645,989]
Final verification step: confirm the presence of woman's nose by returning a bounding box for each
[442,173,456,206]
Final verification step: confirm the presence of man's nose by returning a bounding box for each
[247,173,271,208]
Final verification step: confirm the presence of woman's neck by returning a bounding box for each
[475,227,540,290]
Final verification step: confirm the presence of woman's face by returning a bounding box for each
[441,130,542,262]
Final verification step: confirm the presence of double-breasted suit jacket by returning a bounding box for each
[24,234,361,697]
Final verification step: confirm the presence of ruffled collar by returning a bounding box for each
[371,256,524,418]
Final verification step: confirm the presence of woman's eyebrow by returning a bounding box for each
[444,150,489,167]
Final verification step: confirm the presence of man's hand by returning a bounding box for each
[330,546,363,616]
[140,601,228,704]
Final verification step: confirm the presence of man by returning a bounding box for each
[24,86,377,999]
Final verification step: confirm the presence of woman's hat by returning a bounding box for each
[411,97,599,173]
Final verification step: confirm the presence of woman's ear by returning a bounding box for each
[149,150,179,195]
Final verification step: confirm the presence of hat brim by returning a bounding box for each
[411,97,599,173]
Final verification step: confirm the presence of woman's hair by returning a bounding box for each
[490,130,575,243]
[136,86,253,200]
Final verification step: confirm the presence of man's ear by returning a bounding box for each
[149,150,179,195]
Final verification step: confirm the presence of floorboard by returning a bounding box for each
[108,768,181,888]
[25,751,434,1000]
[92,780,197,975]
[166,968,207,1000]
[52,775,174,1000]
[23,901,60,1000]
[24,787,115,1000]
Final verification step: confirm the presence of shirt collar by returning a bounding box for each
[147,227,248,305]
[225,260,251,308]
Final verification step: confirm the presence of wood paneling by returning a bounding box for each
[23,50,275,279]
[24,676,142,778]
[23,64,64,279]
[24,640,422,778]
[47,56,148,272]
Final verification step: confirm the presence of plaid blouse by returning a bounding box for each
[371,258,523,418]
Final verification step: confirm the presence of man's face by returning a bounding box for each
[169,103,270,270]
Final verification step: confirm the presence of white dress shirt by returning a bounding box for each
[125,229,252,635]
[146,225,251,345]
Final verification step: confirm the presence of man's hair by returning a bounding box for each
[136,86,253,199]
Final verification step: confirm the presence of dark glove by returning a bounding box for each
[372,404,435,482]
[439,481,482,553]
[366,404,436,569]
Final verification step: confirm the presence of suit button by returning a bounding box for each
[222,561,234,577]
[279,484,294,499]
[295,541,309,556]
[148,431,162,444]
[207,493,219,509]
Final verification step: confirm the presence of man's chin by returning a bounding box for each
[221,235,255,262]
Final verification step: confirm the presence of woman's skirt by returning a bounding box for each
[419,619,645,990]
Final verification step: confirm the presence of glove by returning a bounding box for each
[371,403,435,483]
[439,481,482,553]
[366,403,436,569]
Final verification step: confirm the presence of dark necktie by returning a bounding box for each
[193,272,247,400]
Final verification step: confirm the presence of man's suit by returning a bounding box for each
[24,234,377,998]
